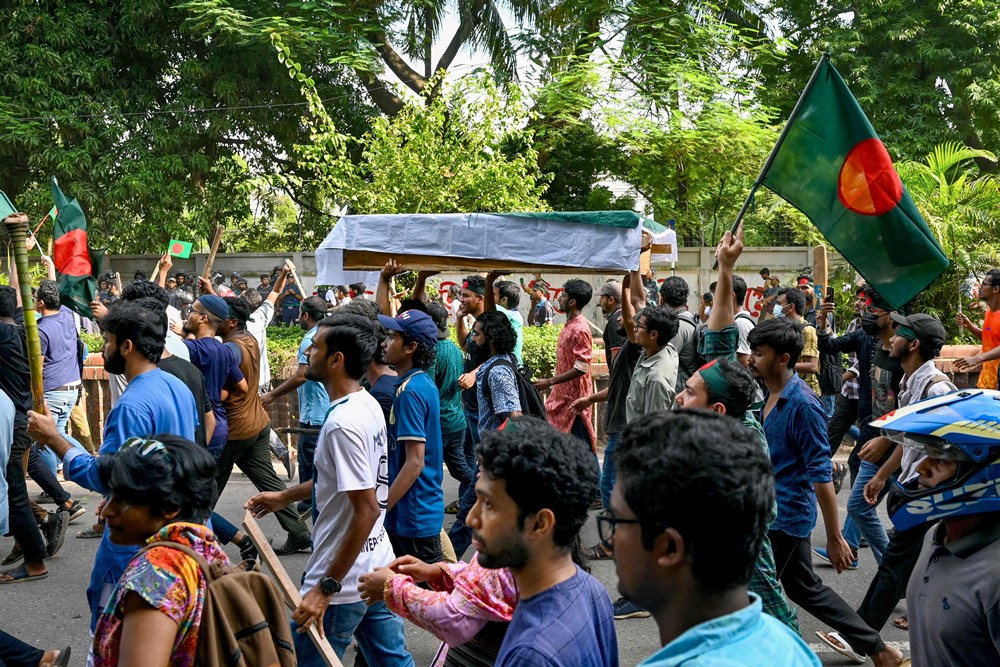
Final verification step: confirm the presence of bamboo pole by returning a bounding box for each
[4,214,44,412]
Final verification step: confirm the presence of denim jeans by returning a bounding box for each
[600,433,619,510]
[37,388,78,473]
[442,428,474,500]
[449,416,482,561]
[292,600,413,667]
[820,393,835,418]
[843,460,890,564]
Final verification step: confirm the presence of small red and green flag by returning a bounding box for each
[168,239,193,258]
[757,54,949,309]
[47,204,58,221]
[51,177,104,319]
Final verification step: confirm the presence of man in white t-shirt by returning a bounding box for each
[245,312,413,667]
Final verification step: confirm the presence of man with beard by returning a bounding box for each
[747,319,903,667]
[218,297,312,555]
[472,311,522,433]
[469,418,617,666]
[246,314,413,666]
[25,301,198,628]
[179,294,246,457]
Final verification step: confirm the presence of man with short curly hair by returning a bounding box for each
[470,418,617,666]
[472,311,522,434]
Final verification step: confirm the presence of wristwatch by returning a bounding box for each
[319,576,342,595]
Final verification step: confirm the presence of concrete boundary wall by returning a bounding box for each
[95,246,845,327]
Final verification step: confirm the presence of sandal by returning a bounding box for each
[815,631,866,664]
[832,462,848,494]
[40,646,71,667]
[893,615,909,631]
[0,564,49,584]
[586,543,614,561]
[76,525,104,539]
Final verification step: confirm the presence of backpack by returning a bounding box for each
[139,541,296,667]
[677,311,707,368]
[483,357,547,419]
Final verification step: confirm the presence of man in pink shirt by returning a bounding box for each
[533,279,596,453]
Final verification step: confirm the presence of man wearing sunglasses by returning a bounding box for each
[604,409,818,666]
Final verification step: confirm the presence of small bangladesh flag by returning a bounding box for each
[759,55,949,309]
[51,177,104,320]
[168,239,193,258]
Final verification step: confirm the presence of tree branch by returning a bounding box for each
[369,31,427,94]
[354,69,405,116]
[435,0,488,73]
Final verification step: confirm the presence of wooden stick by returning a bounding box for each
[242,512,342,667]
[114,272,123,296]
[200,227,225,291]
[814,245,829,305]
[4,214,44,412]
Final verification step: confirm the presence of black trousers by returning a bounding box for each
[27,445,71,506]
[5,424,47,563]
[770,530,886,656]
[828,394,859,459]
[216,424,310,540]
[857,520,933,631]
[0,628,44,667]
[388,531,444,565]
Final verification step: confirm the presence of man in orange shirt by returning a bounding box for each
[956,269,1000,387]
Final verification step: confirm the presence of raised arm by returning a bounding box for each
[377,259,407,317]
[708,224,741,330]
[412,271,439,303]
[267,264,291,306]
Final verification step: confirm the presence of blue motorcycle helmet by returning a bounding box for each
[871,388,1000,532]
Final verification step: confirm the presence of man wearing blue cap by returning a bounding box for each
[377,309,445,563]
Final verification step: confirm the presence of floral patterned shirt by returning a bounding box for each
[94,522,229,667]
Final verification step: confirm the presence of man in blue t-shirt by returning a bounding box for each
[611,410,819,666]
[377,309,445,564]
[469,418,617,667]
[263,296,332,509]
[181,294,247,456]
[27,300,199,627]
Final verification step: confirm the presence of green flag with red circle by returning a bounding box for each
[760,57,948,309]
[51,177,103,319]
[168,239,193,258]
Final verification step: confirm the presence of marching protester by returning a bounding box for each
[377,309,446,563]
[533,279,597,453]
[774,287,821,397]
[217,297,312,555]
[246,314,414,665]
[470,418,618,665]
[610,410,818,665]
[657,276,700,390]
[956,267,1000,380]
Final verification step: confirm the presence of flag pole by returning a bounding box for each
[713,52,831,269]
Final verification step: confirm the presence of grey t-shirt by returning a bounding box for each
[907,519,1000,666]
[671,311,700,391]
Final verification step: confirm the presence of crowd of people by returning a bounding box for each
[3,214,1000,666]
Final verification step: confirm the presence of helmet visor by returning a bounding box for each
[882,429,975,462]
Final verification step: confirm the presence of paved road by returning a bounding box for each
[1,459,910,665]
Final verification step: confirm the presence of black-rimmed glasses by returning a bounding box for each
[596,512,641,544]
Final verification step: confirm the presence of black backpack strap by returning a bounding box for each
[482,358,517,417]
[920,374,953,400]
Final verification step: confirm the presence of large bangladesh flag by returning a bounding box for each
[759,55,948,309]
[51,177,104,319]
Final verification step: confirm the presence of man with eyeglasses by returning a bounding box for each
[603,410,819,666]
[955,268,1000,387]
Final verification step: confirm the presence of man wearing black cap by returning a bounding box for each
[377,309,445,563]
[847,312,954,634]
